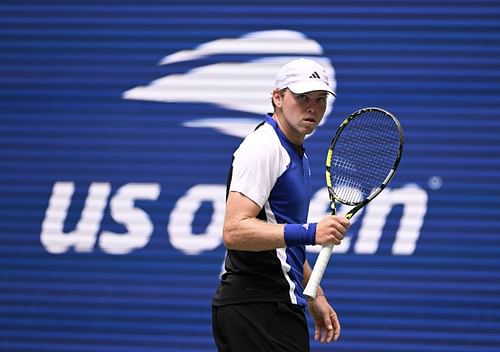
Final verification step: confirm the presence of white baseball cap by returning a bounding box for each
[275,58,336,96]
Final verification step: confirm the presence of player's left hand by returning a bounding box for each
[307,295,341,343]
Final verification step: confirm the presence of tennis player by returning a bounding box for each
[212,58,350,351]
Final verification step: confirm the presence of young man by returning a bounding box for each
[212,58,350,351]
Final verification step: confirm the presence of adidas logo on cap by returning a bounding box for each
[309,71,321,79]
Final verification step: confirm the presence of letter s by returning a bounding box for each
[99,183,160,254]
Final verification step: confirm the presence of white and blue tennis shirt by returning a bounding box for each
[213,114,313,308]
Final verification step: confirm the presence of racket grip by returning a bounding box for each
[303,244,334,299]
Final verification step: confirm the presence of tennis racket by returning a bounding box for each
[303,107,404,298]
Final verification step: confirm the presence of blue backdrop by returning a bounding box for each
[1,1,499,351]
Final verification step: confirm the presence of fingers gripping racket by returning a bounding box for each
[303,107,404,298]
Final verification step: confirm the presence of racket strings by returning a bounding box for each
[330,110,401,204]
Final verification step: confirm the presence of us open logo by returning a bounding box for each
[41,30,428,256]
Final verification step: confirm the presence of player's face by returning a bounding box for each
[275,89,328,144]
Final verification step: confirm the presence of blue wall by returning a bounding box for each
[1,1,499,351]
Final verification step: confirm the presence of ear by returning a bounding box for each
[272,89,283,108]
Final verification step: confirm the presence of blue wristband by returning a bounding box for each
[284,223,317,247]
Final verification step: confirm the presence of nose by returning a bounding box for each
[306,101,317,113]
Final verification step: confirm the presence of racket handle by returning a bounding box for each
[303,244,334,299]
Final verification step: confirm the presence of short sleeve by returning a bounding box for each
[229,124,289,209]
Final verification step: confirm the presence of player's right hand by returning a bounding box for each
[314,216,350,246]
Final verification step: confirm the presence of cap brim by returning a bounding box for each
[287,81,336,96]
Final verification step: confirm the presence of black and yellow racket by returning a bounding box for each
[304,107,404,298]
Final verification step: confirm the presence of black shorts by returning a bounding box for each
[212,302,309,352]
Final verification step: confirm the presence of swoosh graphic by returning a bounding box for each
[123,30,336,138]
[159,30,323,65]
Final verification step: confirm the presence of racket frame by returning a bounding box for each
[304,107,404,298]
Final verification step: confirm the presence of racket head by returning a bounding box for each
[326,107,403,211]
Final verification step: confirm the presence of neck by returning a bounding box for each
[272,112,305,146]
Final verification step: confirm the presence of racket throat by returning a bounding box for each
[328,189,337,216]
